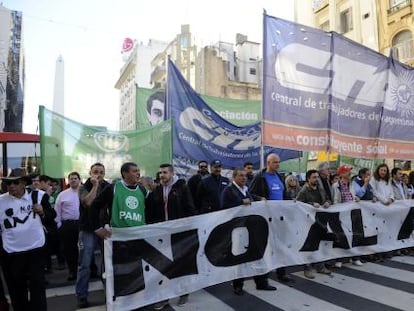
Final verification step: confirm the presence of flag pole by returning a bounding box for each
[260,9,267,170]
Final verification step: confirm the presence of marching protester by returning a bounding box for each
[284,174,301,200]
[317,162,333,202]
[31,174,57,275]
[391,167,409,200]
[402,173,413,199]
[370,164,394,261]
[0,168,56,311]
[196,159,229,214]
[55,171,82,282]
[370,163,394,206]
[243,161,255,187]
[352,168,375,202]
[139,176,156,192]
[332,165,363,267]
[296,169,332,279]
[76,163,109,308]
[390,167,410,256]
[90,162,149,238]
[408,171,414,199]
[187,160,209,210]
[146,163,196,309]
[48,178,66,270]
[250,152,292,286]
[220,167,265,295]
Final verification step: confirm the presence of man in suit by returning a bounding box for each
[221,167,277,295]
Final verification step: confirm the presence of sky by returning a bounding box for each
[1,0,294,133]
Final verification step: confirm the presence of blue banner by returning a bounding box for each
[262,13,414,159]
[166,59,300,172]
[167,59,261,168]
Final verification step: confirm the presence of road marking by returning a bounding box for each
[293,270,414,310]
[46,281,103,298]
[245,279,350,311]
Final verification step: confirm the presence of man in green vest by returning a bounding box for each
[90,162,149,239]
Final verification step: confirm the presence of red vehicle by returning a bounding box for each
[0,132,40,179]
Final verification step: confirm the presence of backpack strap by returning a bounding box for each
[31,189,39,205]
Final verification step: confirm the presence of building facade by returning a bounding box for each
[377,0,414,66]
[115,39,168,130]
[296,0,379,51]
[118,24,263,130]
[195,35,261,100]
[150,24,198,90]
[0,4,25,132]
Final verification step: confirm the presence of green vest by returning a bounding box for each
[111,181,146,228]
[49,192,59,208]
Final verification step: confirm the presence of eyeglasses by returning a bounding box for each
[5,180,20,186]
[199,165,208,169]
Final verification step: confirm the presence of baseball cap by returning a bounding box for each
[210,159,222,167]
[337,165,352,175]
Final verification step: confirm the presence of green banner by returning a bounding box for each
[339,156,385,175]
[136,87,261,129]
[39,106,172,180]
[201,94,261,126]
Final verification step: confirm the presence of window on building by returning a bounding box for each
[392,30,413,62]
[388,0,410,14]
[249,68,256,75]
[339,8,353,34]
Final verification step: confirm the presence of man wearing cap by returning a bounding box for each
[0,168,56,311]
[196,159,229,214]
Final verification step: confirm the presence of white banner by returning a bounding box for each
[104,200,414,310]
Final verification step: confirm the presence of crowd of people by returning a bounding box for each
[0,155,412,310]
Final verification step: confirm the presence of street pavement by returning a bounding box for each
[44,254,414,311]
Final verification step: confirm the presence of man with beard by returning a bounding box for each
[76,163,109,308]
[146,163,196,309]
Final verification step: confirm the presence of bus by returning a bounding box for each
[0,132,40,178]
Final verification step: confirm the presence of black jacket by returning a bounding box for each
[146,179,196,223]
[79,178,110,232]
[249,169,286,200]
[221,183,253,209]
[196,174,230,213]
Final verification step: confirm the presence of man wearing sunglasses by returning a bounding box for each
[187,160,209,211]
[197,159,229,214]
[0,168,56,311]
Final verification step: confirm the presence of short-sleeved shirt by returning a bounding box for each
[265,172,284,200]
